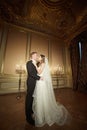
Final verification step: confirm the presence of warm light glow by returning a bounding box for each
[50,64,64,75]
[15,63,26,74]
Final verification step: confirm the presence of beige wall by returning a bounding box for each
[0,27,65,76]
[0,25,3,49]
[51,40,64,69]
[0,23,72,94]
[4,28,27,74]
[30,33,49,58]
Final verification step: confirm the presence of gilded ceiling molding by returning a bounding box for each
[39,0,66,9]
[0,0,26,16]
[0,0,87,42]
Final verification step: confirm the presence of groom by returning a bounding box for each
[25,52,41,125]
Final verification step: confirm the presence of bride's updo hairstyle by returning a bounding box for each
[40,54,45,63]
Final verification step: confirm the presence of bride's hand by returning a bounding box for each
[40,76,43,80]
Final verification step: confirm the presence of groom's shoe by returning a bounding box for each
[26,117,35,126]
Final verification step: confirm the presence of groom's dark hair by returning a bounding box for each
[30,52,37,58]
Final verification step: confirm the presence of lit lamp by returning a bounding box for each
[15,64,26,99]
[53,65,64,88]
[54,65,64,75]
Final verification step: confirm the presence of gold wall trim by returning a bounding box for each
[3,21,61,40]
[26,33,31,61]
[0,25,8,74]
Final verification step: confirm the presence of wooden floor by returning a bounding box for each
[0,88,87,130]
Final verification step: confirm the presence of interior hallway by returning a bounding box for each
[0,88,87,130]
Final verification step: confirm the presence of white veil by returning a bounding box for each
[41,57,57,104]
[42,57,52,82]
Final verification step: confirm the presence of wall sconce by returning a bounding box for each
[15,64,26,99]
[51,64,64,75]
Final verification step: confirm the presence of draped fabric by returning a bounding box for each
[78,40,87,92]
[70,40,80,90]
[70,33,87,92]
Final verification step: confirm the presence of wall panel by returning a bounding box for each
[3,28,27,74]
[30,33,49,58]
[51,40,64,71]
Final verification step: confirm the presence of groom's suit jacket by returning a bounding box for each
[26,60,40,93]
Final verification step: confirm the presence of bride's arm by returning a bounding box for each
[36,63,45,74]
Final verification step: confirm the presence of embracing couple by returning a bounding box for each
[25,52,71,127]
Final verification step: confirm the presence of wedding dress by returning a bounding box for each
[33,58,71,127]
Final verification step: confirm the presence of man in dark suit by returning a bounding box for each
[25,52,41,125]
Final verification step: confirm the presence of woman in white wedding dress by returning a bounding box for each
[33,54,71,127]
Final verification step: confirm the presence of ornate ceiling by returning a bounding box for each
[0,0,87,42]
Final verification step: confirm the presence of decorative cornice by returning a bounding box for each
[39,0,66,9]
[0,0,87,42]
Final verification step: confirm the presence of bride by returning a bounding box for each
[33,54,71,127]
